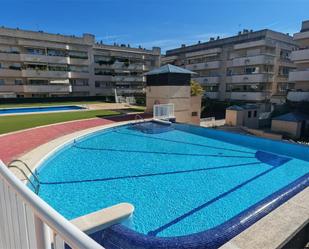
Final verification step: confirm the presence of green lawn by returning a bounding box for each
[0,109,120,135]
[0,101,106,109]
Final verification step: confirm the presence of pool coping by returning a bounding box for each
[15,121,309,249]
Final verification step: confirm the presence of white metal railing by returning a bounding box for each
[153,103,175,120]
[0,160,104,249]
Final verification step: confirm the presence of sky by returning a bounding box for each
[0,0,308,53]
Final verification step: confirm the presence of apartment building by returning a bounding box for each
[0,27,160,98]
[288,20,309,102]
[162,29,297,106]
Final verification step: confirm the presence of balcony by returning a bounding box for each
[94,75,113,81]
[22,70,69,78]
[69,58,89,65]
[0,85,24,92]
[0,52,21,61]
[0,69,22,77]
[70,72,89,78]
[204,92,219,99]
[226,73,273,83]
[234,40,275,50]
[186,48,222,58]
[228,91,270,101]
[113,76,144,82]
[287,91,309,102]
[288,70,309,82]
[21,54,69,64]
[194,76,220,84]
[294,30,309,41]
[185,61,221,71]
[227,55,275,67]
[23,84,72,93]
[290,49,309,63]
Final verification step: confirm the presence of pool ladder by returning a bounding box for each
[8,160,40,194]
[134,114,145,124]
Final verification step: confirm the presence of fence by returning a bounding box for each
[0,160,104,249]
[153,104,175,120]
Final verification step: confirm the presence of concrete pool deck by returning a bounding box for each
[1,119,308,249]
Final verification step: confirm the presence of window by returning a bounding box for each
[254,110,257,117]
[244,67,257,74]
[192,112,198,116]
[68,51,88,59]
[27,48,45,55]
[248,111,252,118]
[0,79,4,85]
[95,81,101,88]
[15,79,23,85]
[47,49,67,57]
[70,79,88,86]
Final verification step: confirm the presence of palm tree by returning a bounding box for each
[191,80,204,96]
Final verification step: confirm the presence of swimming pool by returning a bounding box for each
[35,121,309,248]
[0,105,85,115]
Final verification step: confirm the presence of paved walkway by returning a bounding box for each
[0,113,151,164]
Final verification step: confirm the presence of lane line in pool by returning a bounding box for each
[39,161,261,186]
[113,130,255,155]
[72,144,255,158]
[147,163,281,236]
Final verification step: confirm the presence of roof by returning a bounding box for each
[272,112,309,122]
[226,105,244,111]
[145,64,196,76]
[227,104,258,111]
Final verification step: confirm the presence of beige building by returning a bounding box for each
[162,29,297,106]
[288,20,309,102]
[271,112,309,139]
[225,104,259,129]
[0,26,160,98]
[145,64,202,124]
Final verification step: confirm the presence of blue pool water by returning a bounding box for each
[0,105,84,115]
[35,122,309,241]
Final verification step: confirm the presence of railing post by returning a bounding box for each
[34,215,51,249]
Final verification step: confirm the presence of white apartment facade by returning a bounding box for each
[162,29,297,105]
[0,27,160,98]
[288,20,309,102]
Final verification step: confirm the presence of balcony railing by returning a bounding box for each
[288,69,309,82]
[0,69,22,77]
[194,76,220,84]
[287,91,309,102]
[185,61,221,71]
[22,70,69,78]
[228,91,270,101]
[226,73,273,83]
[23,84,72,93]
[290,48,309,62]
[227,55,275,67]
[0,160,104,249]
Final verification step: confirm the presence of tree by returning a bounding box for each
[190,80,204,96]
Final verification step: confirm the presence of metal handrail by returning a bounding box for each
[8,159,40,194]
[0,160,104,249]
[134,114,145,123]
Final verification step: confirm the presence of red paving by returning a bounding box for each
[0,113,151,165]
[0,118,112,164]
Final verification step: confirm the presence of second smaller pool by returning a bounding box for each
[0,105,85,115]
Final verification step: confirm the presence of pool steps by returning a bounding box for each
[71,202,134,235]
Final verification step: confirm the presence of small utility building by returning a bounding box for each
[225,104,259,128]
[271,112,309,139]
